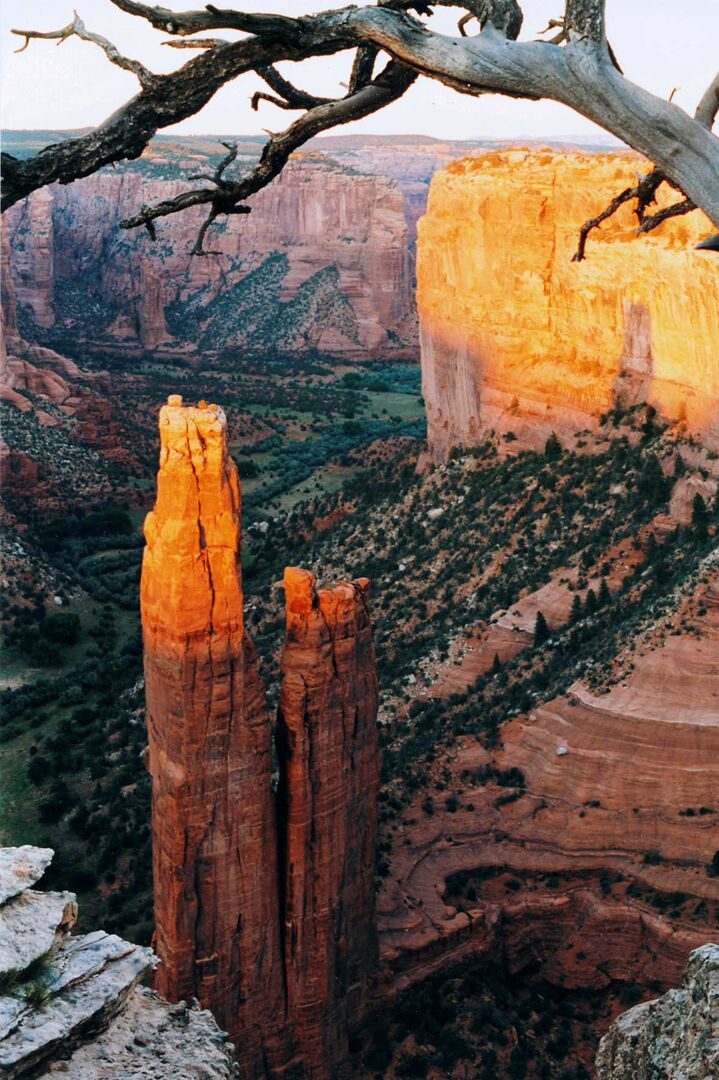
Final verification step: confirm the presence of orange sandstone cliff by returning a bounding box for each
[278,569,380,1077]
[140,397,290,1074]
[417,150,719,459]
[140,402,380,1078]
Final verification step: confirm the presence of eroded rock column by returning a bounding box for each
[140,396,287,1073]
[277,568,380,1078]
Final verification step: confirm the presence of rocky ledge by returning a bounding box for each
[595,943,719,1079]
[0,845,236,1078]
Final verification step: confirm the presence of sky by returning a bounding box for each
[1,1,717,142]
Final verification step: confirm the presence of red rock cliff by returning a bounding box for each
[140,396,289,1075]
[277,568,380,1078]
[5,159,414,360]
[417,150,719,458]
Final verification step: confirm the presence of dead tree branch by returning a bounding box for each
[2,0,718,250]
[11,10,156,87]
[121,61,417,254]
[573,64,719,259]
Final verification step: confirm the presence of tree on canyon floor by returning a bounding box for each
[2,0,718,256]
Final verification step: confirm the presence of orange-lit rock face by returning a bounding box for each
[140,398,288,1076]
[277,568,380,1079]
[417,150,719,458]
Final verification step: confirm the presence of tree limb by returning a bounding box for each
[573,65,719,260]
[3,0,719,243]
[11,10,156,88]
[120,60,418,254]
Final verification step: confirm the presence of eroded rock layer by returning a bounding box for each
[417,150,719,458]
[140,397,288,1072]
[277,568,380,1078]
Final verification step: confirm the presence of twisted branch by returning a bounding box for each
[121,60,417,255]
[573,68,719,260]
[11,9,155,87]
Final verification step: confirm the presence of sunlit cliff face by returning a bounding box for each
[417,150,719,459]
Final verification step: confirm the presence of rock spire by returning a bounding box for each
[140,398,380,1078]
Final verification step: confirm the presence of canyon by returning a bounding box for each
[418,150,719,459]
[140,399,380,1079]
[4,153,415,362]
[2,142,719,1079]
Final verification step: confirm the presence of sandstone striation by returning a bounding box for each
[278,568,380,1077]
[377,563,719,1001]
[140,397,288,1073]
[417,150,719,458]
[595,943,719,1080]
[0,845,236,1079]
[5,159,415,360]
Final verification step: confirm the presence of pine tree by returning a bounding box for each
[584,588,598,616]
[692,493,710,542]
[598,577,611,607]
[673,451,686,477]
[570,594,583,623]
[491,652,502,675]
[544,432,562,461]
[534,611,550,646]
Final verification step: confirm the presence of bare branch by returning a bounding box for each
[252,65,333,111]
[349,46,379,94]
[572,184,637,262]
[3,0,719,241]
[12,10,156,88]
[108,0,298,37]
[120,60,417,250]
[637,197,696,234]
[162,38,229,49]
[695,69,719,131]
[573,66,718,260]
[564,0,606,42]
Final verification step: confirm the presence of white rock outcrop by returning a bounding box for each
[0,846,237,1078]
[595,943,719,1080]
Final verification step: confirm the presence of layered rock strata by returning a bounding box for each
[140,398,288,1072]
[595,943,719,1079]
[141,400,381,1078]
[0,846,235,1079]
[278,568,380,1077]
[5,159,415,359]
[377,564,719,994]
[417,150,719,458]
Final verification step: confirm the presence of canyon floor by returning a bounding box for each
[1,343,718,1078]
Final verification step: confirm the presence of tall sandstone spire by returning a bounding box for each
[141,398,380,1078]
[140,397,288,1075]
[277,567,380,1078]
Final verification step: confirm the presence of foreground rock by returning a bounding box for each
[595,943,719,1079]
[417,149,719,459]
[0,846,235,1079]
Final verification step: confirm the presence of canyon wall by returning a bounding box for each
[278,568,380,1076]
[5,158,415,360]
[417,150,719,458]
[140,401,380,1078]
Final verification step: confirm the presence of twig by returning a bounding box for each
[12,10,156,88]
